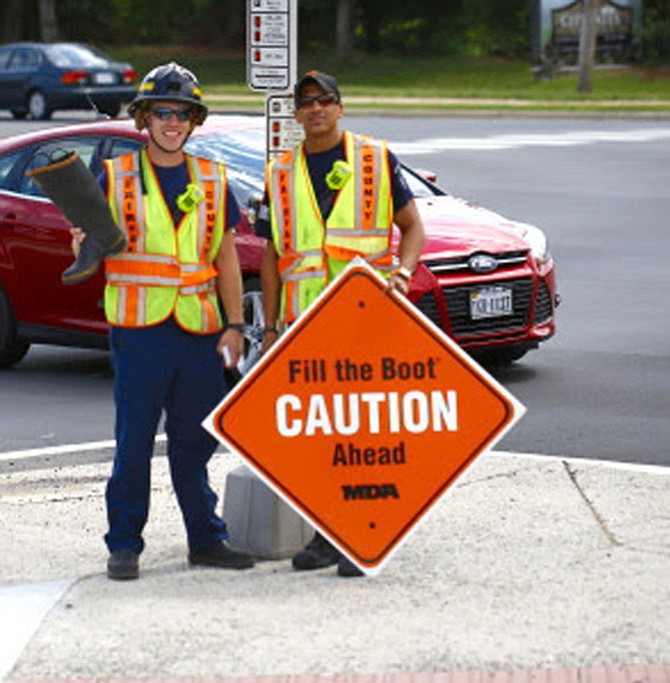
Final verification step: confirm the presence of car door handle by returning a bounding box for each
[1,213,20,228]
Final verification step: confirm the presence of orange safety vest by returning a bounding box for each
[267,131,393,324]
[103,150,227,333]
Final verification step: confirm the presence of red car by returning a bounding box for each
[0,116,559,371]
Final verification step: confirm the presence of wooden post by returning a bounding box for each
[577,0,599,93]
[335,0,354,58]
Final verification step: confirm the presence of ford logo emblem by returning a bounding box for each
[468,253,498,273]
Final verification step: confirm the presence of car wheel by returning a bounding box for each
[27,90,51,120]
[0,340,30,369]
[0,288,30,369]
[10,109,27,120]
[236,277,265,377]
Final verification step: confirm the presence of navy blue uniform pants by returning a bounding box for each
[105,318,228,555]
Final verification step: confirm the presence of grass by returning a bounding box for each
[109,46,670,112]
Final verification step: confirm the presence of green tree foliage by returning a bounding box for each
[297,0,531,58]
[642,0,670,62]
[458,1,531,57]
[347,0,463,55]
[3,0,245,47]
[2,0,668,64]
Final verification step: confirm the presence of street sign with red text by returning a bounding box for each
[247,0,297,91]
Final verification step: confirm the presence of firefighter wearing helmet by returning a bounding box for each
[128,61,208,130]
[71,62,255,580]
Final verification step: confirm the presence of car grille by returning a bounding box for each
[422,250,528,275]
[534,280,553,324]
[416,278,534,337]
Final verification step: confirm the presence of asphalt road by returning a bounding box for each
[1,114,669,467]
[348,116,670,466]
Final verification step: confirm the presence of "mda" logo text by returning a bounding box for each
[341,483,399,500]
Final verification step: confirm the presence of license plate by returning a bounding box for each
[470,286,513,320]
[93,72,115,85]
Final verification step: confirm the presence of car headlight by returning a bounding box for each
[522,223,550,266]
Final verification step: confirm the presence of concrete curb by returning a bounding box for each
[6,664,670,683]
[202,95,670,118]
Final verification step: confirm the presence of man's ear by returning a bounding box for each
[140,111,151,130]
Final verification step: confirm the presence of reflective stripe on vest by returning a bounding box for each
[104,151,226,333]
[189,155,221,258]
[269,156,327,323]
[323,132,393,270]
[112,153,146,252]
[268,131,393,324]
[105,254,218,295]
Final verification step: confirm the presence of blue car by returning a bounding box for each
[0,42,137,120]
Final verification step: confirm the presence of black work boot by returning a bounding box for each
[61,230,126,285]
[27,150,127,285]
[292,532,340,570]
[107,550,139,580]
[337,556,364,577]
[189,542,255,570]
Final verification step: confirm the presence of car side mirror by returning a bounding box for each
[415,168,438,183]
[246,192,263,226]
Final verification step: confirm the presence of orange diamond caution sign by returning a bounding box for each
[204,262,525,575]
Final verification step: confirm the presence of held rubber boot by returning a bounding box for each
[27,150,126,285]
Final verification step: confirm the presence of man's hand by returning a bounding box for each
[386,264,414,296]
[218,327,244,369]
[70,227,85,256]
[386,272,410,296]
[261,328,279,354]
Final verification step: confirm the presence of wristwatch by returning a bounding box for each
[393,266,414,281]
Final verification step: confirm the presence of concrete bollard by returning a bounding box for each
[222,464,313,560]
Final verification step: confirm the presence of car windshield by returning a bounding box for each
[185,129,266,208]
[400,165,444,198]
[186,125,442,207]
[44,44,109,68]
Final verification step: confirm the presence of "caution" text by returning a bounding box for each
[275,390,458,437]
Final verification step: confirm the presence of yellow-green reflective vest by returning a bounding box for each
[103,150,227,333]
[267,131,393,324]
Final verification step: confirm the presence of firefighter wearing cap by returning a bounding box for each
[257,71,425,577]
[74,62,255,579]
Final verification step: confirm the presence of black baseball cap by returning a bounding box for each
[294,71,341,107]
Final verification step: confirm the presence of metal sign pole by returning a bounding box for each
[247,0,301,160]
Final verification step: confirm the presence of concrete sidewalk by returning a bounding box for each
[0,450,668,681]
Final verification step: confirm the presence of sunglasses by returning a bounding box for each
[150,107,193,121]
[297,93,339,109]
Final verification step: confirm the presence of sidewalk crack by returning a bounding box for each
[562,460,623,547]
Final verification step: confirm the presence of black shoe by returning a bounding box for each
[107,550,139,580]
[189,542,255,570]
[292,532,341,570]
[337,556,364,577]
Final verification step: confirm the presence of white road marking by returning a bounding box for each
[0,434,166,463]
[0,438,665,474]
[390,127,670,155]
[496,450,670,476]
[0,579,75,681]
